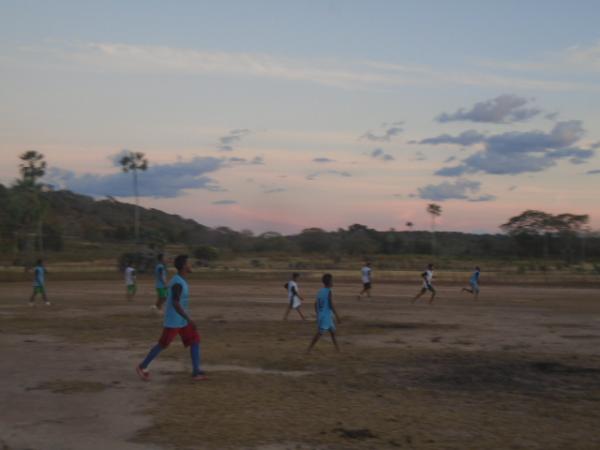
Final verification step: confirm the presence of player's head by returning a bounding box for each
[322,273,333,287]
[427,263,433,269]
[174,254,191,274]
[366,261,371,266]
[36,258,43,266]
[157,253,164,262]
[292,272,300,280]
[475,266,480,271]
[127,260,132,267]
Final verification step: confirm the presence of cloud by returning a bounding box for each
[436,94,541,124]
[370,148,395,161]
[444,156,457,163]
[313,157,335,163]
[413,151,427,161]
[586,169,600,175]
[218,129,251,151]
[18,41,600,92]
[416,179,495,202]
[46,156,226,198]
[263,187,287,194]
[545,112,559,121]
[591,141,600,149]
[306,170,352,180]
[420,130,486,146]
[212,200,237,205]
[434,121,595,176]
[361,122,403,142]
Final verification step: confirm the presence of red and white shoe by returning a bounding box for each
[136,365,150,381]
[192,372,208,381]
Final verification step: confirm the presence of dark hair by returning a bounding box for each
[36,259,43,265]
[174,254,188,271]
[292,272,300,279]
[157,253,164,261]
[322,273,333,286]
[428,263,433,268]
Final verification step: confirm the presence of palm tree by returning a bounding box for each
[426,203,442,254]
[119,151,148,243]
[18,151,47,255]
[405,221,414,231]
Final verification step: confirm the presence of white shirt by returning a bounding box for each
[125,267,136,285]
[361,266,372,283]
[423,270,433,287]
[287,280,299,301]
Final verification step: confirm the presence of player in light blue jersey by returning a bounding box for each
[29,259,50,306]
[137,254,207,381]
[462,266,481,300]
[153,254,168,310]
[307,273,341,353]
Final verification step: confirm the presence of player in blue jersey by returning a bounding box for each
[307,273,341,353]
[136,254,207,381]
[461,266,481,300]
[152,254,168,311]
[29,259,50,306]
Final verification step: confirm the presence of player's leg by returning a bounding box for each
[307,332,322,353]
[41,288,50,305]
[137,329,172,380]
[330,331,340,352]
[296,307,306,320]
[29,288,37,305]
[411,288,425,303]
[283,304,292,320]
[428,287,436,304]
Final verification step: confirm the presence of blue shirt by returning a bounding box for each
[34,265,45,287]
[163,274,190,328]
[155,263,166,288]
[470,270,480,284]
[316,287,335,331]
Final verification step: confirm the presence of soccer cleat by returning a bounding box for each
[45,302,51,306]
[136,365,150,381]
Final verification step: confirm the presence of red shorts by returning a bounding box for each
[158,324,200,348]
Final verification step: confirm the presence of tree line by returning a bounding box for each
[1,151,599,264]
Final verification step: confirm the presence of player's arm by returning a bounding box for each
[329,291,341,324]
[161,266,167,285]
[35,270,42,285]
[171,284,195,328]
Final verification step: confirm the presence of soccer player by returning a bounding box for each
[283,272,306,321]
[153,254,168,310]
[357,261,372,300]
[461,266,481,300]
[124,261,136,301]
[29,259,50,306]
[307,273,341,353]
[411,263,436,304]
[136,254,207,381]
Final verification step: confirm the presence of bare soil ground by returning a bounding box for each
[1,278,599,450]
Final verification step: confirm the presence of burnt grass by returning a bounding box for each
[376,352,600,397]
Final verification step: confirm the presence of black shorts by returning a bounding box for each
[421,284,435,293]
[363,282,372,290]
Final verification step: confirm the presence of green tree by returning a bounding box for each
[119,150,148,243]
[15,151,49,256]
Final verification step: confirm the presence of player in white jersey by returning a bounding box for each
[124,261,137,301]
[411,263,436,304]
[357,262,372,300]
[283,273,306,320]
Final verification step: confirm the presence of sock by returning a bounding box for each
[140,344,163,369]
[190,342,202,375]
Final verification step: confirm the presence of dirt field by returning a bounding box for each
[1,277,599,450]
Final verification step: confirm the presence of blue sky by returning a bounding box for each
[1,1,599,233]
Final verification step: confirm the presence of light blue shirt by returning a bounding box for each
[34,265,45,287]
[316,287,335,331]
[470,270,480,284]
[155,263,166,288]
[163,274,190,328]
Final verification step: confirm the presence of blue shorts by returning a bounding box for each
[318,317,336,334]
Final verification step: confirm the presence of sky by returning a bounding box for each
[1,0,600,234]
